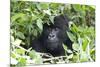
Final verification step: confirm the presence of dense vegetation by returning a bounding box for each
[10,1,95,66]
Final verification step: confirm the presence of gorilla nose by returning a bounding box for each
[50,34,55,37]
[49,34,55,38]
[48,34,56,39]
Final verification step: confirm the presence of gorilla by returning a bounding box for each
[30,15,73,57]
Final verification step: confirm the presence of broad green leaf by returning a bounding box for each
[29,50,38,59]
[11,36,14,42]
[27,24,33,34]
[90,48,95,54]
[40,3,49,9]
[49,16,55,24]
[36,19,43,30]
[78,37,82,45]
[36,3,49,10]
[33,29,38,36]
[18,57,26,66]
[80,51,88,62]
[35,57,42,64]
[90,5,96,9]
[78,37,83,53]
[31,13,38,21]
[13,39,22,45]
[11,53,16,58]
[43,9,51,15]
[72,54,79,62]
[11,13,25,22]
[50,3,60,10]
[16,49,25,55]
[71,15,82,20]
[73,4,82,11]
[70,23,79,33]
[67,32,76,42]
[29,50,42,64]
[82,37,89,51]
[63,44,68,51]
[90,48,95,61]
[73,43,80,51]
[16,32,25,39]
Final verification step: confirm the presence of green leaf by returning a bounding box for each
[63,44,68,51]
[29,50,42,64]
[67,49,73,54]
[33,29,38,36]
[90,5,96,9]
[13,39,22,46]
[78,37,82,45]
[29,50,37,59]
[72,54,79,62]
[11,13,25,22]
[90,48,95,54]
[67,32,76,42]
[11,53,16,58]
[73,43,80,51]
[11,36,14,42]
[80,51,88,62]
[31,13,38,21]
[36,3,49,10]
[16,32,25,39]
[43,9,51,15]
[70,23,79,33]
[16,48,25,55]
[40,3,49,9]
[73,4,82,11]
[50,3,59,10]
[82,37,89,51]
[36,19,43,30]
[18,57,26,66]
[49,16,55,24]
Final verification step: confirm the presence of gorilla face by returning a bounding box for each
[46,28,60,42]
[42,25,64,51]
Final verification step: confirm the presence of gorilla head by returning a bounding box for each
[42,24,63,51]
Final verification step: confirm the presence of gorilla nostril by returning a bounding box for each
[48,34,55,39]
[52,35,55,38]
[50,34,55,37]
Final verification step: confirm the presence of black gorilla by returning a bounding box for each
[30,15,73,57]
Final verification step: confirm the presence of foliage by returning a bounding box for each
[10,0,95,66]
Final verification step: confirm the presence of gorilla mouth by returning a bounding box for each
[47,39,59,43]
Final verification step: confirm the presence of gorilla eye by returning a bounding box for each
[55,28,59,31]
[48,28,51,31]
